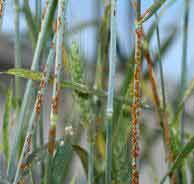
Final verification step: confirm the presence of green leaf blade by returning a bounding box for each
[2,86,13,163]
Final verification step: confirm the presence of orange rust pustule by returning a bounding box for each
[35,93,44,114]
[56,17,62,32]
[132,164,139,184]
[39,80,46,89]
[51,89,61,114]
[39,73,47,88]
[52,20,57,33]
[41,0,49,20]
[20,162,27,170]
[48,126,56,155]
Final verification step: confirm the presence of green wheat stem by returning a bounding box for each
[88,130,94,184]
[14,0,22,106]
[48,0,66,155]
[7,0,57,179]
[105,0,117,183]
[154,0,166,110]
[180,0,190,146]
[89,26,102,184]
[39,107,45,180]
[36,0,42,30]
[12,36,56,184]
[23,0,38,48]
[88,4,104,184]
[178,3,190,182]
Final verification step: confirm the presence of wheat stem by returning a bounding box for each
[48,0,67,156]
[105,0,117,183]
[180,0,190,145]
[131,1,142,183]
[154,0,166,110]
[14,0,22,107]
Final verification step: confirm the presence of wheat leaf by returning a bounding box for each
[2,68,152,109]
[72,145,88,175]
[161,135,194,183]
[140,0,167,23]
[2,85,13,163]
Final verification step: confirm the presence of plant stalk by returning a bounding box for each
[48,0,66,156]
[14,0,22,107]
[105,0,117,183]
[131,0,142,183]
[180,0,190,146]
[154,0,166,110]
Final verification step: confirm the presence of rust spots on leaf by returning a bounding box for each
[19,134,32,171]
[42,0,49,20]
[48,125,56,155]
[24,134,32,157]
[53,20,57,33]
[57,17,62,32]
[39,72,46,88]
[131,22,143,184]
[35,92,43,114]
[20,162,27,170]
[51,89,61,114]
[131,163,139,184]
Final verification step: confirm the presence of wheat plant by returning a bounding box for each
[0,0,194,184]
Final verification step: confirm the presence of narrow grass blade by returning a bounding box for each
[14,0,22,104]
[179,0,190,145]
[72,145,88,176]
[161,136,194,184]
[105,0,117,183]
[154,0,166,110]
[23,0,37,47]
[51,143,73,184]
[143,27,177,79]
[176,77,194,121]
[35,0,42,31]
[140,0,167,23]
[2,86,13,163]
